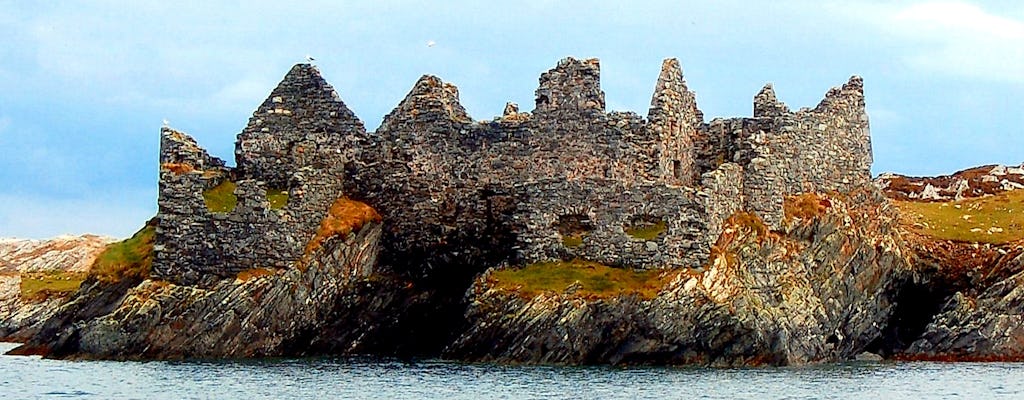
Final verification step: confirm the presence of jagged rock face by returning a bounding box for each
[12,223,382,359]
[876,163,1024,201]
[905,262,1024,361]
[445,187,913,366]
[888,232,1024,360]
[0,235,113,341]
[0,275,66,341]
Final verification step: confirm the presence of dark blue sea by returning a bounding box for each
[2,342,1022,399]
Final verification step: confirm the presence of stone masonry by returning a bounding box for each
[154,56,873,284]
[154,65,366,284]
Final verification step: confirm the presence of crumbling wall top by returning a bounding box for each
[753,83,790,118]
[533,57,605,117]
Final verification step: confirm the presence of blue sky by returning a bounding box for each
[1,0,1022,238]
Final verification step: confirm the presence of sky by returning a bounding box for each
[1,0,1022,239]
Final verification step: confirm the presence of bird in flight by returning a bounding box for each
[306,54,316,63]
[162,118,170,127]
[427,40,436,48]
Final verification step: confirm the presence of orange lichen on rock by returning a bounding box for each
[728,212,770,239]
[303,198,381,257]
[784,193,831,223]
[161,163,195,175]
[235,268,276,283]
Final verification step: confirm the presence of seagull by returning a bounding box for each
[162,118,170,127]
[306,54,316,63]
[426,40,436,48]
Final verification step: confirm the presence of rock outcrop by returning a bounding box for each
[0,235,113,341]
[445,188,912,365]
[12,219,382,359]
[876,163,1024,201]
[893,232,1024,361]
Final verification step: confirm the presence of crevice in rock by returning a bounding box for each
[870,276,953,356]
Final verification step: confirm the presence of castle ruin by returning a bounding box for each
[152,57,872,285]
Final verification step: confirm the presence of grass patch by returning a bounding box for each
[896,190,1024,244]
[562,234,585,247]
[203,180,237,213]
[488,259,675,299]
[20,271,87,301]
[625,220,667,240]
[267,189,288,210]
[303,198,381,257]
[89,222,155,283]
[784,193,830,222]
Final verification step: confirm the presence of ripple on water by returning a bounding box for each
[2,343,1024,399]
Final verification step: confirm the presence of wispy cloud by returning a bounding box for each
[840,1,1024,84]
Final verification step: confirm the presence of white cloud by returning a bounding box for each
[839,1,1024,84]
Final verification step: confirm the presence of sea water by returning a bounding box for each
[2,342,1022,399]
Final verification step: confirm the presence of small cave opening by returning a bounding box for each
[867,278,953,357]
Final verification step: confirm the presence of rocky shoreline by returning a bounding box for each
[4,182,1023,365]
[3,57,1023,366]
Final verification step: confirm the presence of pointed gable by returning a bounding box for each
[235,64,366,187]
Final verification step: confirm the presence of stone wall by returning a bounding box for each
[695,77,872,228]
[344,59,684,273]
[698,163,745,245]
[647,58,703,186]
[513,179,708,269]
[154,56,874,283]
[235,64,360,188]
[154,65,367,284]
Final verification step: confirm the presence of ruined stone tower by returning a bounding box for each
[154,65,367,284]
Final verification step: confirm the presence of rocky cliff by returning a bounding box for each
[11,208,383,359]
[0,235,113,341]
[444,187,913,365]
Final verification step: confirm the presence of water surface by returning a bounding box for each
[2,342,1021,399]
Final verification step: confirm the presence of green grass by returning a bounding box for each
[562,234,584,247]
[203,180,237,213]
[20,271,87,300]
[897,190,1024,244]
[267,189,288,209]
[89,223,155,283]
[488,259,675,299]
[625,220,667,240]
